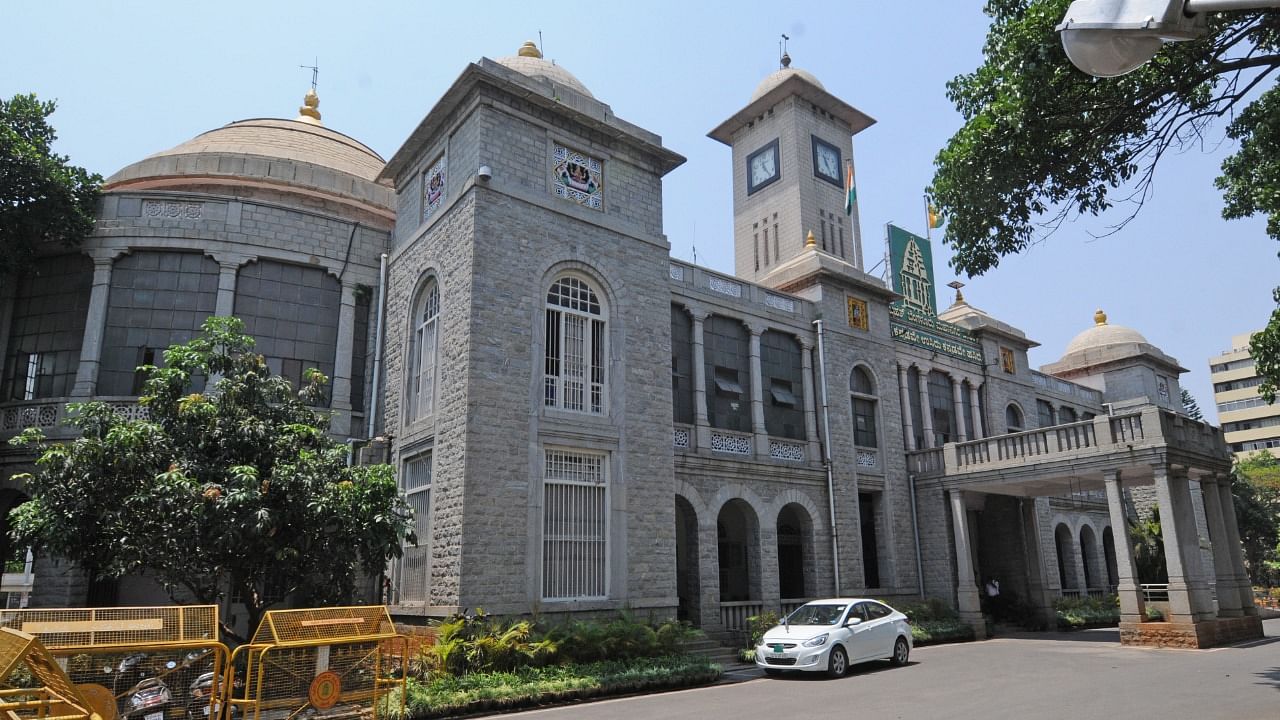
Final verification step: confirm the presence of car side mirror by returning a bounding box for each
[845,617,862,627]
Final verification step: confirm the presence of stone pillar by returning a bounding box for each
[1189,480,1218,607]
[214,258,242,317]
[760,526,781,613]
[968,381,984,440]
[950,491,986,637]
[691,311,710,450]
[1020,497,1057,627]
[70,255,115,398]
[897,363,916,452]
[799,338,820,461]
[1215,477,1258,614]
[916,366,934,448]
[329,281,358,437]
[697,520,720,628]
[1153,465,1215,622]
[1103,470,1146,624]
[950,374,967,442]
[747,324,768,458]
[1200,476,1243,617]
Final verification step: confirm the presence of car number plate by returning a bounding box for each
[771,644,784,653]
[146,712,164,720]
[203,707,211,716]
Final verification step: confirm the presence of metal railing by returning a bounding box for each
[1141,583,1170,602]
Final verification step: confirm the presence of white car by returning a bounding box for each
[755,598,913,677]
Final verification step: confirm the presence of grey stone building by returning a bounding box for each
[0,44,1260,647]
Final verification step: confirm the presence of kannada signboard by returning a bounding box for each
[886,224,983,364]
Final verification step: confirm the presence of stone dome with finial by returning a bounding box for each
[103,87,392,219]
[1063,309,1150,356]
[494,40,594,98]
[751,51,826,102]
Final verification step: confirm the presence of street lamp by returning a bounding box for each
[1057,0,1280,77]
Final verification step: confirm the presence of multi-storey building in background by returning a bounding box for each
[0,44,1261,647]
[1211,331,1280,460]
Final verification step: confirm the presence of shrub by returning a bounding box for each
[910,619,975,646]
[417,610,556,677]
[744,611,780,649]
[1054,594,1120,630]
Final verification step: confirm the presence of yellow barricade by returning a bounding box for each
[0,627,97,720]
[228,607,406,720]
[0,607,230,720]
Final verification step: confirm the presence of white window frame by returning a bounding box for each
[543,276,607,415]
[407,278,440,422]
[850,365,879,449]
[396,450,432,603]
[541,448,609,601]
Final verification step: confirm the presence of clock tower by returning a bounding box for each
[709,54,875,286]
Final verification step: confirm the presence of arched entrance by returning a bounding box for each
[1080,525,1100,592]
[776,503,813,601]
[675,495,700,625]
[1054,523,1078,591]
[1102,526,1118,590]
[717,499,760,603]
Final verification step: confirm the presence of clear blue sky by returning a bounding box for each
[4,0,1275,421]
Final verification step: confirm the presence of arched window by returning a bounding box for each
[1006,404,1024,433]
[544,276,606,414]
[1037,399,1056,428]
[1060,406,1078,423]
[850,366,878,447]
[407,278,440,421]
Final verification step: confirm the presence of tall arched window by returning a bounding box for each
[1006,404,1024,433]
[544,276,606,414]
[850,366,878,447]
[407,278,440,421]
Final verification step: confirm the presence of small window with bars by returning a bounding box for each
[544,276,606,414]
[542,449,608,600]
[397,451,432,602]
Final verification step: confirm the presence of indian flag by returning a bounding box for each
[844,161,856,215]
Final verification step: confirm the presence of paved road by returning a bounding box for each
[494,619,1280,720]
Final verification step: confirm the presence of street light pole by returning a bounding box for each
[1057,0,1280,77]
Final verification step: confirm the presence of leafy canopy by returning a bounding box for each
[1233,452,1280,585]
[9,317,413,639]
[0,94,101,275]
[930,2,1280,399]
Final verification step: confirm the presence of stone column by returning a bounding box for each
[949,490,986,636]
[916,366,934,448]
[1215,477,1258,614]
[691,311,710,450]
[212,257,245,317]
[1189,480,1218,608]
[698,520,720,628]
[897,363,916,452]
[1154,465,1215,623]
[968,382,984,440]
[1020,497,1058,627]
[950,374,967,442]
[1103,470,1146,623]
[1200,476,1243,617]
[70,255,116,398]
[329,281,358,437]
[799,338,820,461]
[747,324,768,458]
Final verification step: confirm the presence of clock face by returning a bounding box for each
[812,136,842,186]
[746,140,780,195]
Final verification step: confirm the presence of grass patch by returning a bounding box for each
[911,619,976,646]
[392,655,720,719]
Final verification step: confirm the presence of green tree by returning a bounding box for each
[930,2,1280,398]
[1233,451,1280,586]
[1,94,101,275]
[1181,388,1204,421]
[8,317,413,640]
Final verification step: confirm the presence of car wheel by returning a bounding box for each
[826,645,848,678]
[763,668,782,677]
[891,636,910,666]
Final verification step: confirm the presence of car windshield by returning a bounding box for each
[787,603,847,626]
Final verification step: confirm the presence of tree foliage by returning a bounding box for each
[0,94,101,275]
[1180,388,1204,421]
[931,2,1280,393]
[1233,452,1280,586]
[8,317,413,639]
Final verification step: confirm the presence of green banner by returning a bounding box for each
[887,224,937,316]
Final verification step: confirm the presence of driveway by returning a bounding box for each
[494,619,1280,720]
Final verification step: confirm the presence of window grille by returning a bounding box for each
[398,451,432,602]
[408,280,440,421]
[544,277,605,414]
[542,450,607,600]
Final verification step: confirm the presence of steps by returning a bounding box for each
[682,630,753,669]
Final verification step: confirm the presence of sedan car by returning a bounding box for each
[755,598,913,677]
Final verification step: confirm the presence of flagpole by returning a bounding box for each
[923,195,931,242]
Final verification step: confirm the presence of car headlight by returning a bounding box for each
[802,633,829,648]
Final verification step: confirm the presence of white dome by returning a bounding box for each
[751,66,824,102]
[495,42,594,99]
[1063,310,1149,356]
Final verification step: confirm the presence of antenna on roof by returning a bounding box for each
[779,34,790,68]
[539,30,545,60]
[300,58,319,91]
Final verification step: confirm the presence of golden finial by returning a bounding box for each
[805,230,816,248]
[297,88,322,125]
[947,280,965,305]
[518,41,543,59]
[1094,309,1107,326]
